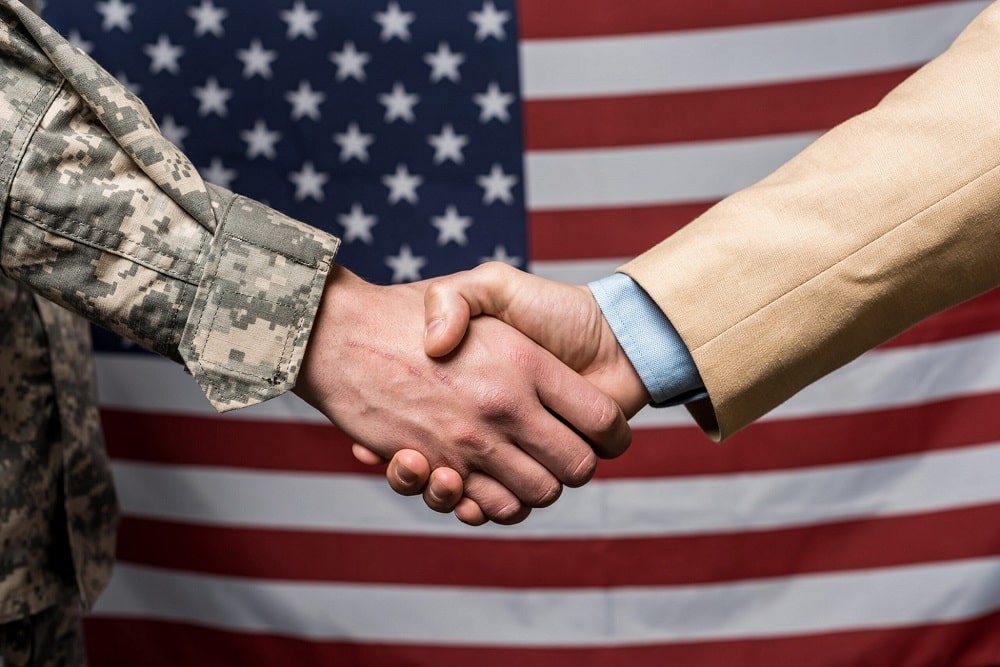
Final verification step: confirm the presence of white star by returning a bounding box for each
[382,164,422,205]
[192,77,232,117]
[67,30,94,54]
[236,40,277,79]
[385,245,427,283]
[427,124,469,164]
[188,0,227,37]
[289,162,328,201]
[201,158,237,189]
[144,35,184,75]
[424,42,464,83]
[374,1,415,42]
[431,206,472,246]
[330,41,370,82]
[469,1,509,41]
[115,71,141,96]
[338,203,378,244]
[477,163,518,204]
[281,1,321,40]
[286,80,325,121]
[474,82,514,123]
[333,123,374,163]
[241,120,281,160]
[159,115,189,148]
[378,82,419,123]
[481,244,522,267]
[96,0,135,32]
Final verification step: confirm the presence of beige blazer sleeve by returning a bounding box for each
[621,3,1000,442]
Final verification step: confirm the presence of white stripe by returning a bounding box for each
[520,2,987,99]
[524,132,818,210]
[111,441,1000,538]
[93,558,1000,644]
[529,258,625,284]
[95,353,329,423]
[631,330,1000,429]
[94,330,1000,430]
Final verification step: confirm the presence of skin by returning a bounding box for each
[292,265,632,524]
[351,262,652,525]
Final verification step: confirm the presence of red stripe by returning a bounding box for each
[101,390,1000,478]
[528,201,702,261]
[518,0,958,39]
[879,289,1000,348]
[617,390,1000,478]
[523,70,911,149]
[84,611,1000,666]
[114,503,1000,587]
[100,410,367,473]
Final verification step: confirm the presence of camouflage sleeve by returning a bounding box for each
[0,0,341,411]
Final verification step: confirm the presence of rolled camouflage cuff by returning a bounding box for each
[180,186,339,411]
[0,1,342,412]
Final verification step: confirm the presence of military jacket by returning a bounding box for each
[0,0,340,619]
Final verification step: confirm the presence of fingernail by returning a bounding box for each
[428,483,447,503]
[397,465,417,485]
[425,318,445,343]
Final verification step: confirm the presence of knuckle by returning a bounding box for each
[591,395,623,436]
[473,385,523,423]
[526,477,563,508]
[489,498,528,524]
[589,396,632,459]
[564,449,598,488]
[424,279,447,302]
[479,261,509,281]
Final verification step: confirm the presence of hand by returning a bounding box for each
[293,265,632,524]
[425,263,650,417]
[356,262,651,524]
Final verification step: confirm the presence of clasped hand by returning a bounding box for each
[297,262,649,526]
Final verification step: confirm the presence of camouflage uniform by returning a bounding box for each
[0,0,340,661]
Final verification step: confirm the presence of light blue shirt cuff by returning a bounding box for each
[589,273,706,407]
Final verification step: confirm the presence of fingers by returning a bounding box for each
[385,449,431,497]
[461,472,530,525]
[352,442,387,466]
[420,468,531,526]
[498,347,630,476]
[453,497,489,526]
[388,452,532,526]
[466,397,598,494]
[533,356,632,461]
[422,467,465,511]
[474,440,565,508]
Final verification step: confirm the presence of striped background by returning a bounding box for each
[82,1,1000,664]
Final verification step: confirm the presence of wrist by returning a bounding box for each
[589,273,705,409]
[294,264,365,411]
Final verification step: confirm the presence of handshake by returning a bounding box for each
[293,261,654,526]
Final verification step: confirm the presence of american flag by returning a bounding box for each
[41,0,1000,664]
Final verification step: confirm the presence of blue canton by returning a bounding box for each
[42,0,526,352]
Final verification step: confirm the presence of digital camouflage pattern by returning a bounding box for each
[0,589,86,666]
[0,0,340,631]
[0,0,341,410]
[0,276,86,620]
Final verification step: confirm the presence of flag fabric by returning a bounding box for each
[38,0,1000,664]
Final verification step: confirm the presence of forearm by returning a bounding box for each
[623,2,1000,439]
[0,0,340,410]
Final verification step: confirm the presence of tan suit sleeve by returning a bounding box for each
[621,3,1000,441]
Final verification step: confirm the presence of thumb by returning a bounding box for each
[423,283,474,357]
[424,263,515,357]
